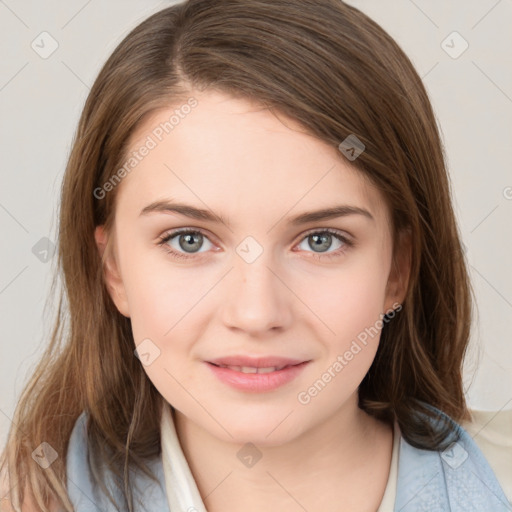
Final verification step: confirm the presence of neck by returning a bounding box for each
[172,395,394,512]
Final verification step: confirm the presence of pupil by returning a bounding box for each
[180,232,202,253]
[311,233,331,253]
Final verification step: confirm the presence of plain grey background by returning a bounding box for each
[1,0,511,449]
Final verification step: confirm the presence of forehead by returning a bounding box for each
[115,90,388,229]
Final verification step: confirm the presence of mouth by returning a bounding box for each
[207,354,309,370]
[205,360,311,392]
[207,362,301,374]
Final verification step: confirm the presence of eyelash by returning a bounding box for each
[157,227,354,262]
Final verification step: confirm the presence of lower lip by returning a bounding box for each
[205,361,310,392]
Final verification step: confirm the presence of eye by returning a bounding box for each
[157,227,354,262]
[157,228,215,260]
[295,228,353,260]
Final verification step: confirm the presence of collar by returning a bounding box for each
[66,402,511,511]
[394,404,511,511]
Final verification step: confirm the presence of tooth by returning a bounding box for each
[220,365,287,373]
[257,367,277,374]
[240,366,258,373]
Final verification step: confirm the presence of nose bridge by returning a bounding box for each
[220,237,291,332]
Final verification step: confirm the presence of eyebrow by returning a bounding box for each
[139,200,374,226]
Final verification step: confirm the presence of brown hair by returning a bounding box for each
[0,0,474,510]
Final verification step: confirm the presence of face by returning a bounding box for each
[95,90,409,446]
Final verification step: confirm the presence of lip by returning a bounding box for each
[207,355,308,368]
[205,359,311,393]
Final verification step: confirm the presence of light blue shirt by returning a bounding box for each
[66,403,511,511]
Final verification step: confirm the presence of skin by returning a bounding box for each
[95,89,411,511]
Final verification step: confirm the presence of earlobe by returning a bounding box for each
[94,225,131,317]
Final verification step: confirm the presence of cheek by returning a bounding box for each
[119,239,209,339]
[123,260,207,409]
[127,271,199,344]
[123,258,216,408]
[295,252,390,342]
[295,267,388,410]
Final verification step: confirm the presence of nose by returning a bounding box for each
[220,252,293,335]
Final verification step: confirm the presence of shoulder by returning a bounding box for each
[461,407,512,504]
[66,411,95,506]
[395,404,511,511]
[66,411,170,512]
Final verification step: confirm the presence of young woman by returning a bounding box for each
[1,1,509,511]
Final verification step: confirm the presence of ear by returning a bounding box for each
[94,225,131,318]
[384,228,411,312]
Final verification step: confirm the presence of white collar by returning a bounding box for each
[160,403,208,512]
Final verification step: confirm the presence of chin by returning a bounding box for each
[214,415,301,447]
